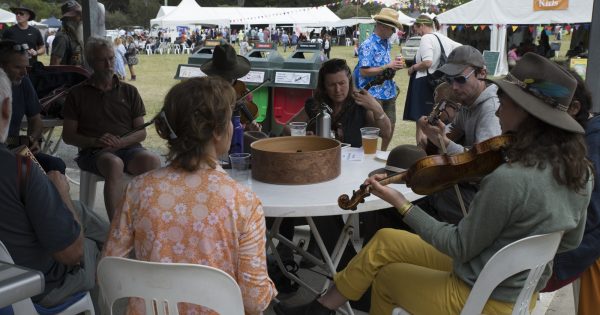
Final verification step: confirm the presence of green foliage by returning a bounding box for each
[105,10,130,29]
[2,0,61,20]
[335,5,369,19]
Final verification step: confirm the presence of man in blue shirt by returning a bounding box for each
[354,8,405,150]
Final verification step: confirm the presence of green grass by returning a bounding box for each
[38,32,573,153]
[122,44,414,152]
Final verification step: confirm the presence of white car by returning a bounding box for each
[401,36,421,66]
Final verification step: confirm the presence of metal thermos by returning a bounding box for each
[315,103,332,138]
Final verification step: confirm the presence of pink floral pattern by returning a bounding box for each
[103,164,277,315]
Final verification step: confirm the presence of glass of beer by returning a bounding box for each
[360,127,380,154]
[289,122,307,136]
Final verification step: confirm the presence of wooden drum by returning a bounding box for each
[250,136,341,184]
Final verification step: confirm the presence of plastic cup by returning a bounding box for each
[289,122,307,136]
[229,153,251,182]
[360,127,380,154]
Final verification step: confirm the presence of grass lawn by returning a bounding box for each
[126,44,415,153]
[38,32,573,154]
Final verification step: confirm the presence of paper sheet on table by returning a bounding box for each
[342,147,364,161]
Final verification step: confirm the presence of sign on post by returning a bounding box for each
[482,50,500,77]
[534,0,569,11]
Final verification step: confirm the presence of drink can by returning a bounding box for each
[396,54,405,66]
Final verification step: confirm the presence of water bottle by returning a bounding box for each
[315,103,332,138]
[230,112,244,154]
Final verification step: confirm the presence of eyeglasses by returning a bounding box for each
[445,69,476,85]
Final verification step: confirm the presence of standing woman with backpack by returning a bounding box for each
[125,36,138,81]
[403,15,460,139]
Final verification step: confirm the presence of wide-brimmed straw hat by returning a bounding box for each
[369,144,426,177]
[372,8,402,29]
[201,44,250,81]
[10,6,36,21]
[489,52,583,134]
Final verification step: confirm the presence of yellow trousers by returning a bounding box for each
[578,258,600,315]
[333,229,523,315]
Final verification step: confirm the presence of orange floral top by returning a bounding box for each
[103,164,277,315]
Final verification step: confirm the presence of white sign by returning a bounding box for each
[239,71,265,84]
[178,66,206,78]
[274,72,311,85]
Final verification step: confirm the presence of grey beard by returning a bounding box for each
[64,20,84,47]
[92,70,113,83]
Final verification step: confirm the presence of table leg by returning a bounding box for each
[41,127,55,153]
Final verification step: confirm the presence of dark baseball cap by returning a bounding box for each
[435,45,485,77]
[61,0,82,18]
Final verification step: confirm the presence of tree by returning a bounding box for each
[335,5,369,19]
[105,10,130,29]
[2,0,61,20]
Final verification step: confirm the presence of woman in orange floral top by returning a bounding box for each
[102,76,277,315]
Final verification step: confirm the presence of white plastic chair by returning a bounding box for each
[79,170,104,211]
[173,44,181,54]
[0,241,95,315]
[145,44,153,55]
[391,232,563,315]
[97,257,244,315]
[181,43,193,54]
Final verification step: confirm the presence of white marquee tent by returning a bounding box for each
[437,0,593,75]
[0,8,16,23]
[151,0,227,27]
[151,0,340,28]
[155,6,176,19]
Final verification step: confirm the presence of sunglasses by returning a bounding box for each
[15,11,28,16]
[445,69,476,85]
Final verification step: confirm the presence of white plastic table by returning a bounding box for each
[234,154,422,314]
[0,261,44,308]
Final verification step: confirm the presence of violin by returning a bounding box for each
[338,134,513,210]
[233,80,260,124]
[423,99,464,155]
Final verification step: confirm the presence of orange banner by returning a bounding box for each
[534,0,569,11]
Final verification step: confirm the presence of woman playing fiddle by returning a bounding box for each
[274,54,593,315]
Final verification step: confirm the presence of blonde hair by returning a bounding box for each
[156,77,235,171]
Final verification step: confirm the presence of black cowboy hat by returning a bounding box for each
[369,144,426,177]
[200,44,250,81]
[10,6,36,21]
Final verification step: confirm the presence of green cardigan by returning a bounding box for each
[404,162,592,302]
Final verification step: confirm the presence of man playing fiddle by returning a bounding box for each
[416,45,501,224]
[200,44,262,132]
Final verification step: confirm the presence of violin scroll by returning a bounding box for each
[338,185,370,210]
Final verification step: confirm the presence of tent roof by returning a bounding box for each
[152,2,339,27]
[156,6,176,19]
[437,0,593,24]
[0,8,16,23]
[151,0,226,26]
[40,16,61,28]
[398,9,415,26]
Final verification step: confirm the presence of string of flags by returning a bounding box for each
[445,23,591,32]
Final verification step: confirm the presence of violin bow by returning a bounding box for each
[437,134,468,217]
[236,78,271,102]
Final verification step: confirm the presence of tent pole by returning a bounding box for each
[588,0,600,112]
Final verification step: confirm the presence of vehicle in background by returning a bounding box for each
[401,36,421,66]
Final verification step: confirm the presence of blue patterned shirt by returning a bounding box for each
[354,33,396,100]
